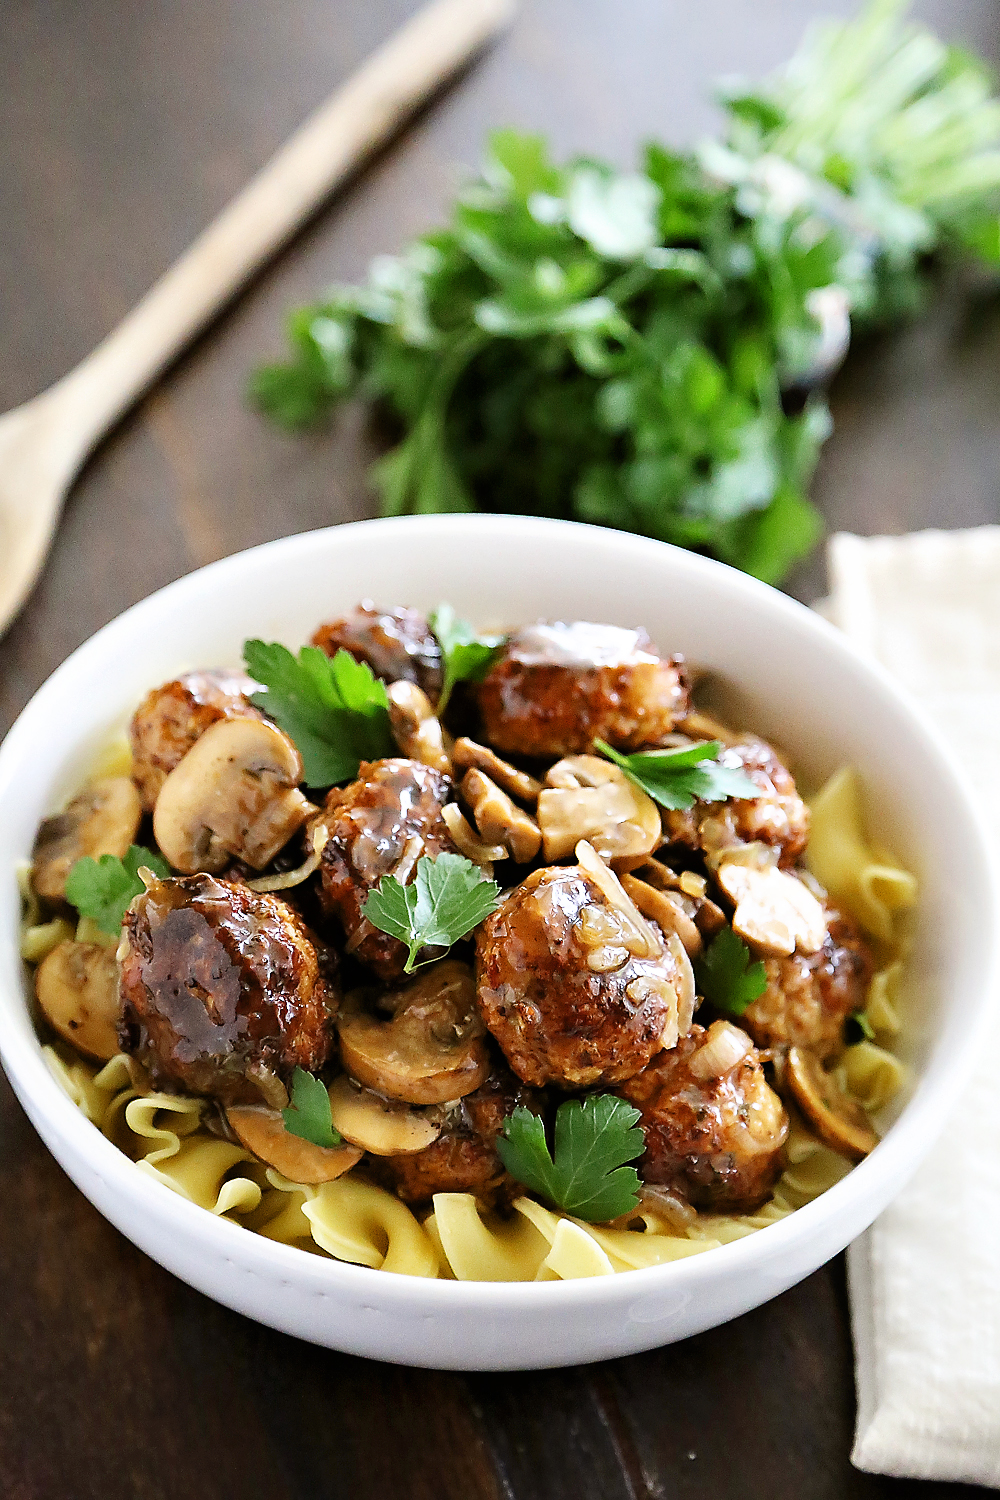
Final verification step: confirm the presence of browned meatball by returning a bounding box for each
[311,602,442,700]
[619,1021,789,1212]
[662,736,809,867]
[129,669,262,812]
[316,758,456,980]
[741,911,873,1062]
[118,873,336,1107]
[476,865,688,1089]
[477,621,689,759]
[376,1066,535,1205]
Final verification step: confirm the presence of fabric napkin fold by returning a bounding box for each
[821,526,1000,1487]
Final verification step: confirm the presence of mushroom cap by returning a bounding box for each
[461,769,542,865]
[386,680,451,775]
[785,1046,878,1160]
[35,940,121,1060]
[338,960,489,1106]
[538,757,661,862]
[716,862,827,957]
[32,776,142,903]
[153,716,309,874]
[226,1105,362,1184]
[327,1075,443,1155]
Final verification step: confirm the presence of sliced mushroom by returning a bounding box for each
[35,940,121,1060]
[786,1046,878,1160]
[629,860,727,943]
[440,802,506,869]
[461,769,541,864]
[538,756,661,862]
[386,681,451,774]
[226,1105,362,1184]
[621,873,702,956]
[451,738,542,804]
[327,1074,442,1155]
[32,776,142,903]
[716,862,827,957]
[545,753,619,791]
[338,960,489,1105]
[153,717,311,874]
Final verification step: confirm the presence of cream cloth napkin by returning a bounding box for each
[821,527,1000,1487]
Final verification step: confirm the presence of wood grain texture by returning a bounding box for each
[1,1,998,1496]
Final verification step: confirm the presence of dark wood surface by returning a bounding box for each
[2,2,998,1496]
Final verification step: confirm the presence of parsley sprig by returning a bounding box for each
[497,1096,645,1223]
[282,1067,343,1149]
[65,846,171,935]
[363,851,501,973]
[428,604,504,716]
[243,640,393,788]
[595,738,759,811]
[694,927,767,1016]
[252,6,1000,584]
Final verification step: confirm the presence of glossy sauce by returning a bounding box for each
[119,873,335,1106]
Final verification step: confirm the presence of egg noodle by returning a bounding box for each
[27,764,915,1281]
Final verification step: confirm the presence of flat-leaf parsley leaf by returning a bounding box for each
[362,851,501,973]
[594,738,759,811]
[694,927,767,1016]
[282,1067,343,1149]
[428,604,504,716]
[65,845,171,935]
[497,1095,645,1222]
[243,640,393,788]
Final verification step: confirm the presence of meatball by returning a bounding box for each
[316,758,456,980]
[741,911,873,1062]
[118,873,336,1107]
[619,1021,789,1212]
[477,621,689,758]
[476,865,687,1088]
[376,1065,535,1206]
[662,736,809,867]
[130,669,261,812]
[311,602,442,700]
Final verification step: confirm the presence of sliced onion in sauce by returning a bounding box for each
[575,840,662,960]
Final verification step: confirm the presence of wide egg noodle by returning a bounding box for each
[125,1094,264,1216]
[300,1175,439,1276]
[836,1039,908,1115]
[43,1044,133,1126]
[866,959,903,1041]
[427,1192,550,1281]
[243,1167,317,1249]
[805,766,917,943]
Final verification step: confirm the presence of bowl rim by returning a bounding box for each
[2,513,998,1308]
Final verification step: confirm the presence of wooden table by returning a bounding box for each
[2,3,997,1495]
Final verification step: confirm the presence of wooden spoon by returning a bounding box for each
[0,0,514,638]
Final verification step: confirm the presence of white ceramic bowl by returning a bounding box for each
[1,516,996,1370]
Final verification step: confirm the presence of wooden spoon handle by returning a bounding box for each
[47,0,514,451]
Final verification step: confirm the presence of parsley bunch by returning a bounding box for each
[251,1,1000,585]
